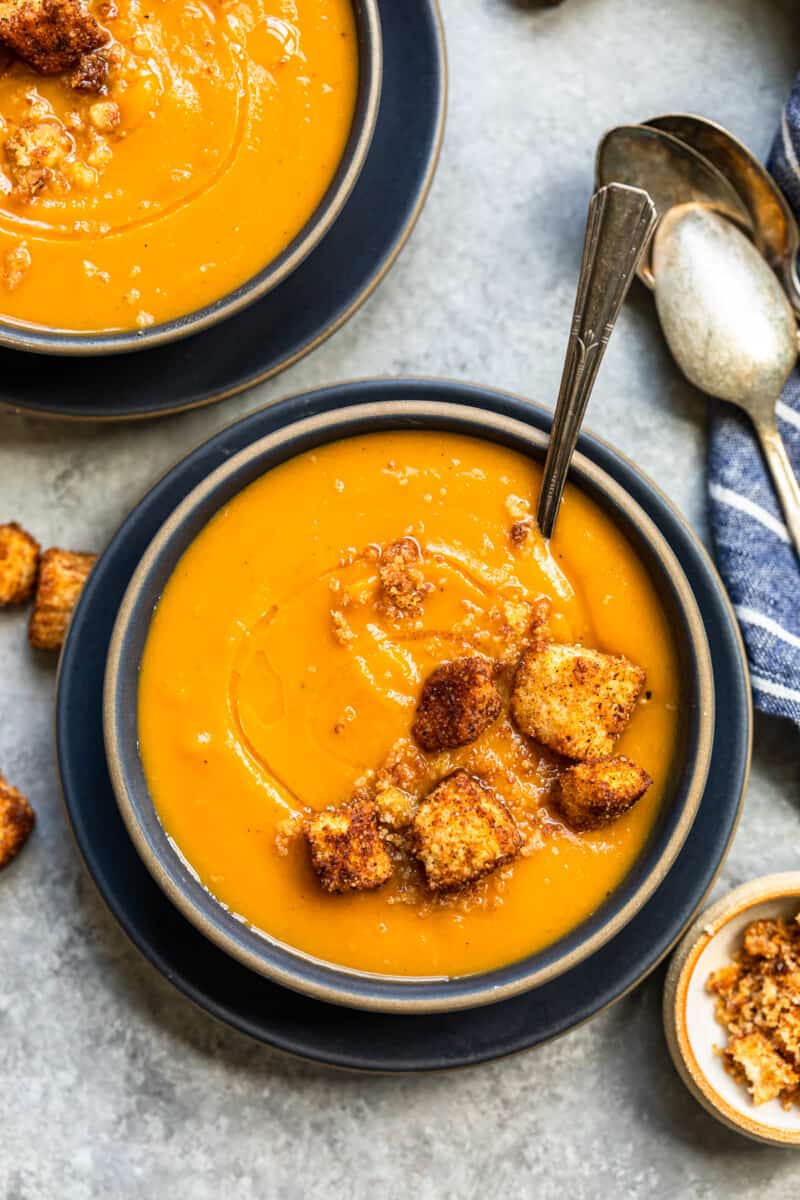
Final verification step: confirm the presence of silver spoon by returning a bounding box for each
[595,124,753,288]
[536,183,657,537]
[644,112,800,317]
[653,203,800,555]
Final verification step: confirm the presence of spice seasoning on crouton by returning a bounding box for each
[0,0,107,75]
[28,546,96,650]
[0,521,40,605]
[412,656,502,752]
[708,912,800,1108]
[378,537,431,617]
[511,640,645,759]
[555,756,652,831]
[411,770,522,892]
[0,773,35,868]
[306,797,393,893]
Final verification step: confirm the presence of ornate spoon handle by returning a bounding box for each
[537,183,657,538]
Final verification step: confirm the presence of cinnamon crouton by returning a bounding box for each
[28,547,96,650]
[412,656,502,752]
[0,773,35,869]
[306,797,392,893]
[511,640,645,759]
[0,0,107,75]
[0,522,40,605]
[378,537,430,616]
[411,770,522,892]
[726,1032,799,1106]
[555,756,652,831]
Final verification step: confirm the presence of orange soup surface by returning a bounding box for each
[0,0,358,331]
[138,432,681,977]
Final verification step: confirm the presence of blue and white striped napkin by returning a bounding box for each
[708,83,800,726]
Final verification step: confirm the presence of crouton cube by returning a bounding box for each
[378,537,430,616]
[511,640,645,759]
[0,522,40,605]
[727,1032,799,1106]
[555,756,652,831]
[28,547,95,650]
[0,0,107,75]
[411,770,522,892]
[412,656,502,752]
[306,797,392,893]
[0,773,35,869]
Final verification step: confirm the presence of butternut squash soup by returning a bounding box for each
[0,0,358,331]
[138,432,681,977]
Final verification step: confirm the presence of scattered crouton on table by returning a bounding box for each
[28,547,96,651]
[411,769,522,892]
[0,773,35,869]
[511,640,645,759]
[306,797,393,893]
[555,755,652,831]
[0,521,40,606]
[0,0,107,75]
[412,655,502,752]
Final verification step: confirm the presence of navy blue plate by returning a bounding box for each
[56,379,751,1071]
[0,0,445,421]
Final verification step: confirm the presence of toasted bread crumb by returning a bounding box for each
[511,640,645,759]
[29,546,96,650]
[0,773,35,868]
[306,797,392,893]
[0,521,40,605]
[411,770,522,892]
[727,1033,799,1106]
[378,537,431,617]
[412,656,502,752]
[555,756,652,831]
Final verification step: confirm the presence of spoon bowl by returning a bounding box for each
[596,125,754,288]
[644,113,800,316]
[653,203,800,555]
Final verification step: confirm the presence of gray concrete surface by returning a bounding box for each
[2,0,800,1195]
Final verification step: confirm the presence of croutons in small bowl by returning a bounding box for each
[664,874,800,1147]
[104,386,715,1013]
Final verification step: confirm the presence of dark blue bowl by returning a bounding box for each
[103,385,715,1012]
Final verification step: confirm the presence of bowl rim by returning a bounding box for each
[664,872,800,1147]
[0,0,383,357]
[103,397,715,1013]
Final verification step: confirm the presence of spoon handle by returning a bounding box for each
[537,183,657,538]
[754,414,800,558]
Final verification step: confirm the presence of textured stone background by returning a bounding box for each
[2,1,800,1195]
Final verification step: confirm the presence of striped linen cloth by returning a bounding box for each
[708,82,800,725]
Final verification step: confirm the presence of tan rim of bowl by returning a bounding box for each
[104,400,715,1012]
[664,872,800,1147]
